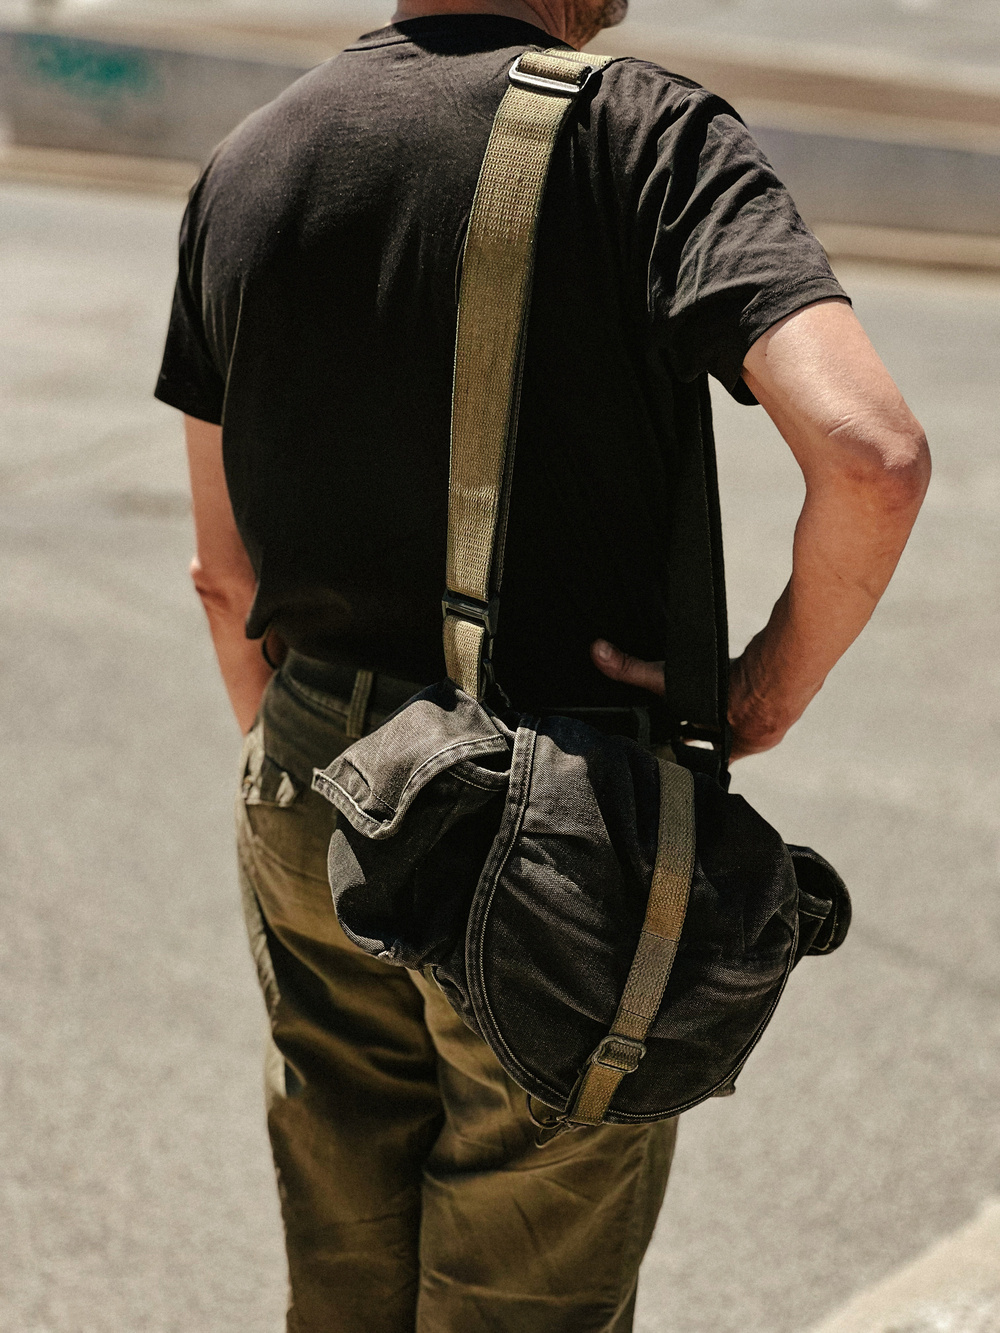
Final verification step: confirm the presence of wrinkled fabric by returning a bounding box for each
[154,14,846,720]
[315,681,850,1123]
[237,664,677,1333]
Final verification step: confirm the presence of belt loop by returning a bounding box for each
[346,669,375,740]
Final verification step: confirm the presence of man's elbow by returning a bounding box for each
[826,419,931,515]
[873,424,931,512]
[190,555,253,621]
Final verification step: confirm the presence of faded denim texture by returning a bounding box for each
[314,680,850,1123]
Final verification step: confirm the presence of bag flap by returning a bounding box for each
[311,680,510,840]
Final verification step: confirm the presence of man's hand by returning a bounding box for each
[589,639,766,757]
[590,639,665,697]
[593,298,930,762]
[590,640,801,762]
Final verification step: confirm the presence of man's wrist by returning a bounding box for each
[727,641,818,758]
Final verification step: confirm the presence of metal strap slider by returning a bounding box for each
[441,590,499,638]
[508,53,595,97]
[589,1034,646,1075]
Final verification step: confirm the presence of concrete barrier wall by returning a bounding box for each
[749,121,1000,235]
[2,26,999,236]
[0,29,303,161]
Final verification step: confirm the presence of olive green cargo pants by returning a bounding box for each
[236,665,678,1333]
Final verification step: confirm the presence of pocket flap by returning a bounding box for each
[311,680,511,839]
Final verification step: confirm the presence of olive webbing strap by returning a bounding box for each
[443,48,614,699]
[446,49,697,1130]
[565,758,696,1126]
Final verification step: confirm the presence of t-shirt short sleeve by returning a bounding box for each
[154,199,226,425]
[639,84,849,404]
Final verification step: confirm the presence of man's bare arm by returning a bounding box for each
[592,298,931,760]
[185,414,274,733]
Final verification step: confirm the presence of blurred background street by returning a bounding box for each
[1,4,999,1333]
[6,0,1000,67]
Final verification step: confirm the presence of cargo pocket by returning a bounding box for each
[236,728,283,1021]
[238,720,336,883]
[242,721,301,809]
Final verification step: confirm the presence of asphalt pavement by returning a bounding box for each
[2,179,998,1333]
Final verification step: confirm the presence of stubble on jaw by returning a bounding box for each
[563,0,629,48]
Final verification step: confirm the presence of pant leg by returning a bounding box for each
[236,722,444,1333]
[412,970,678,1333]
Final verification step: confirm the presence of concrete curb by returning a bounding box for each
[748,116,1000,236]
[0,142,198,194]
[805,1199,1000,1333]
[816,222,1000,271]
[5,141,999,274]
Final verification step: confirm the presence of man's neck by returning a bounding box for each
[390,1,576,48]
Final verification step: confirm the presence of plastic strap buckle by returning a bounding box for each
[508,53,595,97]
[589,1034,646,1075]
[441,590,499,639]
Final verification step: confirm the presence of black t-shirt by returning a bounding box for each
[156,15,846,719]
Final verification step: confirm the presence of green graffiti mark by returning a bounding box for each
[15,33,156,101]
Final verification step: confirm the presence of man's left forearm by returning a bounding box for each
[727,451,929,758]
[732,300,931,758]
[591,299,930,759]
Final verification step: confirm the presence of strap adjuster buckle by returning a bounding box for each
[442,590,499,638]
[508,53,595,97]
[590,1034,646,1075]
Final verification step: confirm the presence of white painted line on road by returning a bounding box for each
[805,1199,1000,1333]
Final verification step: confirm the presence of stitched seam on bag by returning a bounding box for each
[469,723,568,1107]
[450,767,508,792]
[607,913,800,1122]
[315,776,381,829]
[327,771,395,820]
[393,735,507,808]
[320,734,508,834]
